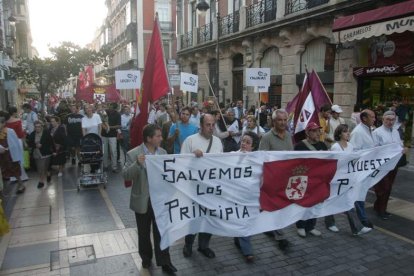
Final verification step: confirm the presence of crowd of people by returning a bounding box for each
[0,96,409,274]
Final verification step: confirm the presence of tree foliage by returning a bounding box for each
[10,42,108,110]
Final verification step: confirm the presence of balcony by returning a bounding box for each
[285,0,330,15]
[246,0,277,28]
[198,23,212,44]
[220,11,239,36]
[111,22,137,47]
[181,31,193,49]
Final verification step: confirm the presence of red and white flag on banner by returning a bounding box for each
[292,70,331,142]
[129,16,170,148]
[260,158,337,211]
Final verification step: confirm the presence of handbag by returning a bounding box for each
[23,150,30,170]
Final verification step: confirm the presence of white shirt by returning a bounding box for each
[147,109,156,124]
[189,112,201,128]
[373,125,402,146]
[350,123,377,151]
[331,142,354,152]
[121,113,133,131]
[181,133,223,154]
[242,125,265,136]
[82,113,102,135]
[24,111,38,134]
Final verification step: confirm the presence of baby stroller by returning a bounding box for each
[78,133,107,192]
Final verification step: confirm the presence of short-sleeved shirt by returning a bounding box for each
[259,129,293,151]
[181,133,223,154]
[102,109,121,138]
[82,113,102,135]
[66,113,84,137]
[169,122,199,154]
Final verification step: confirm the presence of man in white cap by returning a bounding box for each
[327,104,345,145]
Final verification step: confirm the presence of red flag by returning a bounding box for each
[292,70,331,142]
[260,158,337,211]
[130,17,170,148]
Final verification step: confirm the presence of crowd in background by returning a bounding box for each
[0,95,410,270]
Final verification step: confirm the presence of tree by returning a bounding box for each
[9,42,107,112]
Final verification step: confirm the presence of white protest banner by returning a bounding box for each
[146,144,402,249]
[180,72,198,93]
[115,70,141,89]
[246,68,270,87]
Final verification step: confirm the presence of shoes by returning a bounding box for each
[72,158,76,165]
[328,225,339,232]
[142,260,151,269]
[244,255,255,263]
[47,175,51,183]
[309,229,322,236]
[58,172,63,177]
[37,182,44,189]
[183,245,192,257]
[16,187,26,194]
[277,239,289,251]
[377,213,389,220]
[161,263,177,274]
[112,168,118,173]
[297,228,306,237]
[197,247,216,258]
[384,211,392,217]
[355,227,372,236]
[362,221,374,228]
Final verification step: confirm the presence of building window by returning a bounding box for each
[233,0,241,11]
[301,38,327,73]
[191,2,197,28]
[156,0,171,22]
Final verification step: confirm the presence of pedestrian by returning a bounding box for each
[234,131,260,263]
[327,104,345,147]
[66,104,83,166]
[49,116,67,177]
[168,107,198,154]
[120,105,133,162]
[181,114,223,259]
[349,109,377,229]
[122,124,177,274]
[6,106,29,181]
[81,104,102,136]
[258,109,291,248]
[294,122,326,238]
[0,111,25,194]
[222,109,242,152]
[27,120,54,189]
[101,103,121,173]
[331,124,372,235]
[22,103,38,136]
[242,115,265,138]
[372,111,407,220]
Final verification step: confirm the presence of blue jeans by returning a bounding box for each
[234,237,253,256]
[355,201,368,224]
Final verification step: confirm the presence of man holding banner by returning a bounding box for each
[181,114,223,259]
[122,124,177,273]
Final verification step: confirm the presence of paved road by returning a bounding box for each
[0,149,414,275]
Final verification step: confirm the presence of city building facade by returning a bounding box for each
[0,0,33,110]
[176,0,414,129]
[92,0,177,101]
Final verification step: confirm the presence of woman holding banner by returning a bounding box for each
[233,131,260,262]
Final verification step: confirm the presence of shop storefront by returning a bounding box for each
[333,0,414,144]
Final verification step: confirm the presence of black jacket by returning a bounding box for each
[27,130,55,156]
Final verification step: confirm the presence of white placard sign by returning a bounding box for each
[246,68,270,87]
[115,70,141,89]
[145,144,402,249]
[180,72,198,93]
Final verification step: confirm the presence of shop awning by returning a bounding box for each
[333,0,414,43]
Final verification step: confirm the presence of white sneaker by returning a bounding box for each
[356,227,372,235]
[328,225,339,232]
[309,229,322,236]
[297,228,306,237]
[58,172,63,177]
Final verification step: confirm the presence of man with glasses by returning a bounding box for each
[168,107,198,154]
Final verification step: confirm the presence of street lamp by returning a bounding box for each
[196,0,220,100]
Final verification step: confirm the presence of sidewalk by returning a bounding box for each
[0,159,413,275]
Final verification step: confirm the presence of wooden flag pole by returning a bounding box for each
[204,72,228,131]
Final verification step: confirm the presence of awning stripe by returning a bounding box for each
[333,0,414,31]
